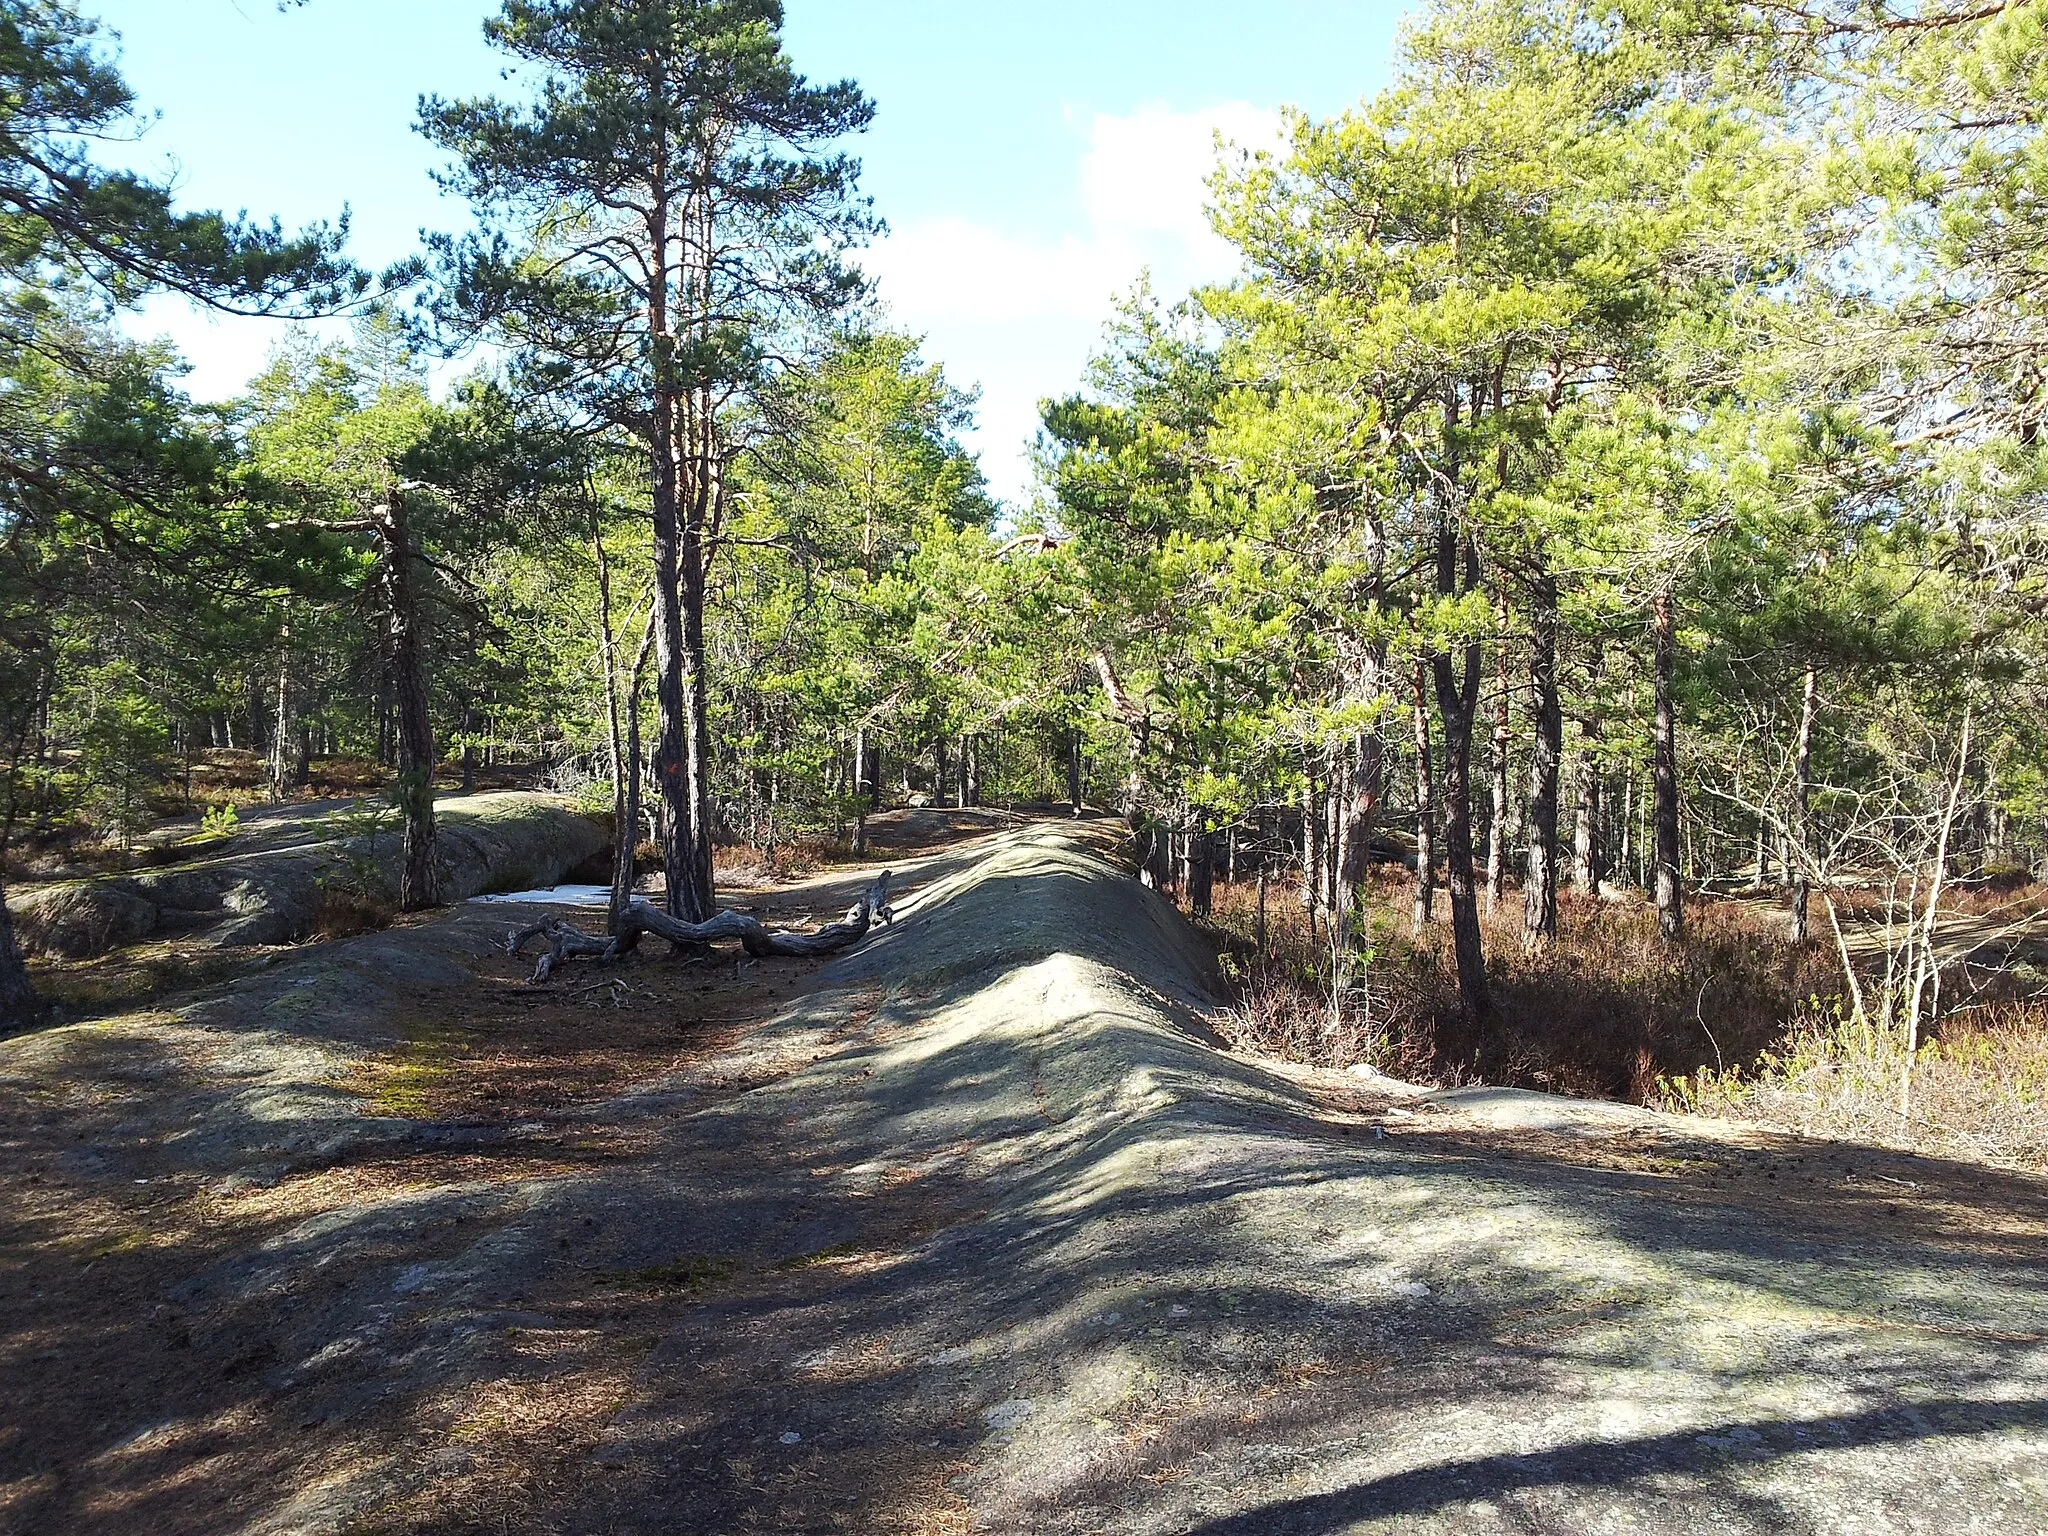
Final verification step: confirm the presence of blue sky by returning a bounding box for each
[93,0,1409,503]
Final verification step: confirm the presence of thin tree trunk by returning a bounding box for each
[612,617,656,933]
[1619,770,1635,885]
[1301,756,1322,913]
[1411,661,1436,931]
[1652,588,1684,943]
[1902,706,1973,1120]
[1790,663,1818,944]
[1486,613,1511,913]
[851,726,870,856]
[1186,822,1214,917]
[1524,570,1561,947]
[269,619,294,802]
[385,492,438,912]
[1573,639,1605,896]
[1067,727,1084,814]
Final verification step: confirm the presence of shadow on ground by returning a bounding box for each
[2,821,2044,1534]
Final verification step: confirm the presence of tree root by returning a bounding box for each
[506,871,894,983]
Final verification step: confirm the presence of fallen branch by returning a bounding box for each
[507,871,894,983]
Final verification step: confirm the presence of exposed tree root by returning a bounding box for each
[507,871,894,983]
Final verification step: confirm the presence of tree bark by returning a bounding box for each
[460,696,478,795]
[1790,663,1818,944]
[268,620,295,802]
[612,624,653,933]
[1573,639,1606,897]
[1430,527,1491,1019]
[1185,822,1214,917]
[679,475,717,911]
[1411,661,1436,930]
[645,183,714,926]
[1486,612,1511,913]
[1301,755,1322,913]
[1523,570,1561,947]
[383,491,438,912]
[513,870,893,983]
[851,726,870,856]
[1652,587,1684,943]
[1344,721,1382,898]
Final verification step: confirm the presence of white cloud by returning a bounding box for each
[866,101,1283,506]
[117,102,1283,511]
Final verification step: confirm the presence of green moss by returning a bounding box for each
[609,1253,739,1291]
[362,1021,465,1119]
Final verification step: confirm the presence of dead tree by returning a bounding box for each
[508,870,894,983]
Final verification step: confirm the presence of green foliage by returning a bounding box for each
[70,664,168,850]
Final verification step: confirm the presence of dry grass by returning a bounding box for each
[1204,868,1837,1102]
[1666,999,2048,1171]
[1199,860,2048,1168]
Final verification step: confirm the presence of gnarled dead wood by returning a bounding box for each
[507,870,894,983]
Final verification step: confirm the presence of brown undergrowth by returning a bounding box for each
[1199,863,2048,1167]
[1204,867,1841,1101]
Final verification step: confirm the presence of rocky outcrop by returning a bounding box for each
[10,792,606,958]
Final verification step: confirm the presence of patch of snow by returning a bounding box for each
[778,1431,802,1445]
[468,884,612,906]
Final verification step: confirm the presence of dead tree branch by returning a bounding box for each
[507,870,894,983]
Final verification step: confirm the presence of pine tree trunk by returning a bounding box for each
[1067,728,1083,813]
[1486,617,1511,913]
[1652,588,1684,943]
[460,696,478,795]
[1344,725,1381,899]
[851,726,869,856]
[1431,640,1490,1020]
[612,634,652,934]
[268,623,294,802]
[1301,758,1321,913]
[1323,745,1344,913]
[1186,823,1214,917]
[385,494,438,912]
[1790,663,1818,944]
[1428,503,1491,1020]
[680,449,718,915]
[1411,661,1436,930]
[1523,571,1561,947]
[1573,641,1605,897]
[647,196,713,927]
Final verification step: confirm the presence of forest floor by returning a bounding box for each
[3,811,2046,1534]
